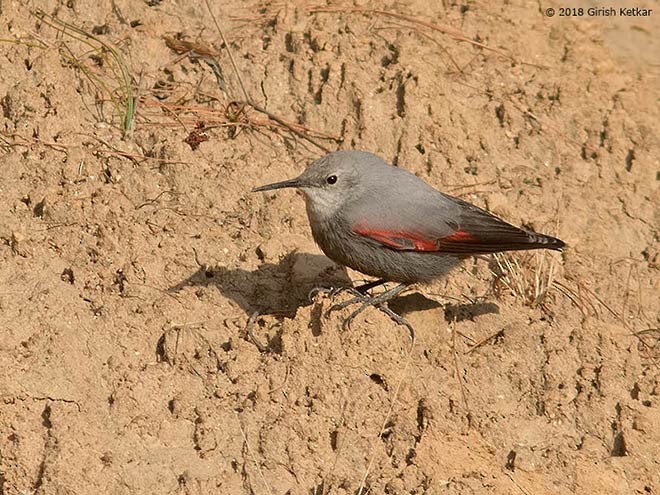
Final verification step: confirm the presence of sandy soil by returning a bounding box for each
[0,0,658,494]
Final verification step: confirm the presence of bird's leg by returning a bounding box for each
[330,278,387,300]
[341,282,407,323]
[353,279,388,294]
[366,303,415,340]
[323,279,388,317]
[308,279,387,303]
[328,283,414,338]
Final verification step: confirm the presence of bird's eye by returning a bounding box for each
[326,175,338,185]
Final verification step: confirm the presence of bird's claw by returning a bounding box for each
[308,286,332,302]
[312,281,414,339]
[309,285,368,303]
[340,303,413,338]
[334,296,415,340]
[341,315,354,331]
[378,306,415,340]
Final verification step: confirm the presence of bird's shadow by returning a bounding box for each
[389,292,443,315]
[388,293,500,323]
[442,301,500,322]
[170,251,501,325]
[169,252,352,317]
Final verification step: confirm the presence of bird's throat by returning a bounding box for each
[303,191,339,224]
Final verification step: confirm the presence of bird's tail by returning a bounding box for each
[523,231,565,251]
[437,195,566,254]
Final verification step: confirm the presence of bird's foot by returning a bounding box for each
[308,286,331,302]
[323,283,414,339]
[310,279,387,305]
[309,286,366,303]
[374,306,415,340]
[325,293,369,318]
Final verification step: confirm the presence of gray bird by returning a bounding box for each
[253,150,564,331]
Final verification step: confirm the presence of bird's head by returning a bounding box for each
[253,151,372,219]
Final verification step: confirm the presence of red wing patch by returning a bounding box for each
[353,225,482,253]
[352,226,439,251]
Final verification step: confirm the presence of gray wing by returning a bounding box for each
[347,172,564,254]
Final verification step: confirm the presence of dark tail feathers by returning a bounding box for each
[525,231,565,251]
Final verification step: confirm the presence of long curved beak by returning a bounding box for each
[252,177,303,192]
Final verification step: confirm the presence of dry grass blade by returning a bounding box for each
[139,99,340,144]
[533,250,556,307]
[33,9,136,137]
[491,251,558,310]
[0,37,49,49]
[309,6,511,60]
[203,0,251,103]
[3,132,188,165]
[235,412,274,495]
[492,250,642,334]
[200,2,334,152]
[466,327,506,354]
[552,280,593,318]
[248,102,333,152]
[555,275,623,321]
